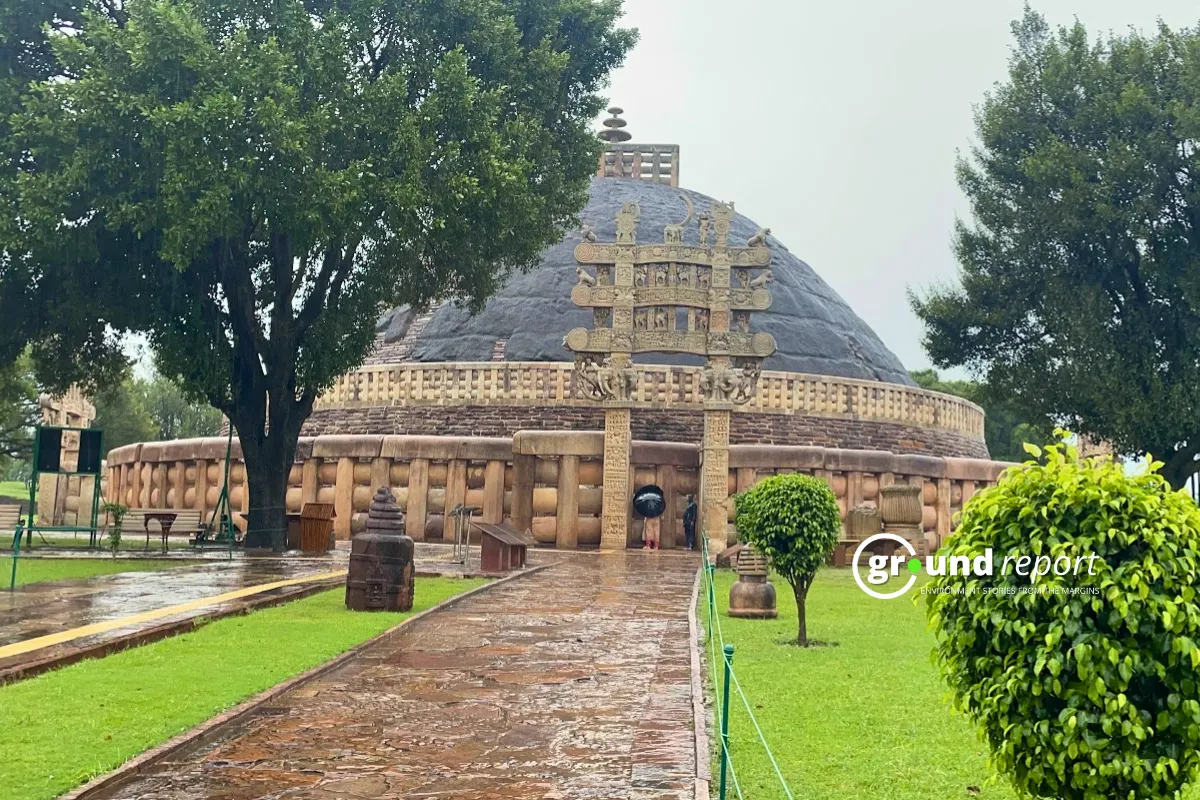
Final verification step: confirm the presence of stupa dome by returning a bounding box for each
[370,177,914,386]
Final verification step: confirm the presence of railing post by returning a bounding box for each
[719,643,735,800]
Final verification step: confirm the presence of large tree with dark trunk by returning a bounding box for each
[0,0,635,548]
[910,9,1200,488]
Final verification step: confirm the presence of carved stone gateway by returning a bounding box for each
[566,196,776,552]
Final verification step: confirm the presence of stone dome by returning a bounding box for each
[371,176,914,386]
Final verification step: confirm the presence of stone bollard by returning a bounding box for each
[728,543,777,619]
[346,487,415,612]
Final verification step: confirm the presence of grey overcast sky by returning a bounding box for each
[601,0,1200,375]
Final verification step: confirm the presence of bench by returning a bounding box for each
[0,506,24,539]
[122,509,205,552]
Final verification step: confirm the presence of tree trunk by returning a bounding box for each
[235,389,308,552]
[1160,444,1199,491]
[793,583,809,647]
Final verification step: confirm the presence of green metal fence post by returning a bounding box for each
[10,520,22,591]
[719,642,735,799]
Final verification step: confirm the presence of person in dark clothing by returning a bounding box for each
[683,495,698,551]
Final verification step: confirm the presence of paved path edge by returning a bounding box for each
[0,576,345,687]
[60,565,550,800]
[689,565,712,800]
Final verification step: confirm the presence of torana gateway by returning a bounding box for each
[102,111,1007,553]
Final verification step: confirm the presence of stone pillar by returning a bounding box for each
[656,463,677,549]
[334,457,355,539]
[300,458,318,507]
[131,457,143,509]
[482,460,505,524]
[556,455,580,549]
[600,405,632,551]
[445,459,468,532]
[195,459,209,517]
[406,458,429,541]
[701,406,732,556]
[370,457,390,495]
[173,461,186,510]
[936,477,952,550]
[511,453,536,535]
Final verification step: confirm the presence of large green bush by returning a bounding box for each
[735,473,841,646]
[926,439,1200,799]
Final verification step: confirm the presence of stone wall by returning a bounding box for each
[302,405,989,459]
[104,433,1010,552]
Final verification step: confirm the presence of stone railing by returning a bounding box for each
[103,433,1010,551]
[315,362,985,440]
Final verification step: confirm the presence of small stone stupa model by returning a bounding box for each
[346,487,415,612]
[728,543,777,619]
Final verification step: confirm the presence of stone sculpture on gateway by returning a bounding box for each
[564,192,777,553]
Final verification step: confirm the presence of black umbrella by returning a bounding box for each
[633,485,666,519]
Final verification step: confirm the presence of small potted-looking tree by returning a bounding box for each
[734,474,841,646]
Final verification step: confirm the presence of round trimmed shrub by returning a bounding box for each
[926,440,1200,799]
[735,473,841,646]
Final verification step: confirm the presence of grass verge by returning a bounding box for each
[703,568,1013,800]
[1,533,196,553]
[1,577,486,800]
[0,556,196,587]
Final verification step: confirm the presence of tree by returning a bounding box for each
[1,0,636,548]
[909,369,1052,463]
[0,352,39,462]
[92,378,158,453]
[139,374,222,441]
[909,8,1200,488]
[926,438,1200,800]
[734,474,841,646]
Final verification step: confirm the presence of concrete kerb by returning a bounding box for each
[689,564,712,800]
[61,564,551,800]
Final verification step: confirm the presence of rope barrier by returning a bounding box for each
[701,535,797,800]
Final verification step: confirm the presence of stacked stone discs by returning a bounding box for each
[365,486,405,535]
[728,542,777,619]
[346,487,415,612]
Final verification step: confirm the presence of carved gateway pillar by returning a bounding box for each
[566,196,776,555]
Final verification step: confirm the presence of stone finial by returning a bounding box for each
[365,486,405,534]
[599,107,632,143]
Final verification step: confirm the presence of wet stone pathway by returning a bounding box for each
[95,552,701,800]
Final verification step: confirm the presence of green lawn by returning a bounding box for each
[1,578,485,800]
[1,532,196,553]
[0,556,196,587]
[704,569,1007,800]
[705,568,1200,800]
[0,480,26,499]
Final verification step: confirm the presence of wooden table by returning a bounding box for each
[142,512,178,554]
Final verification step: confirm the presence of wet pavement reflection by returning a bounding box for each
[94,552,700,800]
[0,559,336,650]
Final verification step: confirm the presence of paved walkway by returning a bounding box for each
[93,552,701,800]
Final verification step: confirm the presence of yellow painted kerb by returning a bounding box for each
[0,569,346,661]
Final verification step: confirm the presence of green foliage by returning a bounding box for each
[93,370,224,450]
[909,8,1200,488]
[926,437,1200,799]
[0,351,39,462]
[909,369,1052,463]
[102,501,128,555]
[0,0,635,549]
[735,473,841,645]
[92,378,158,452]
